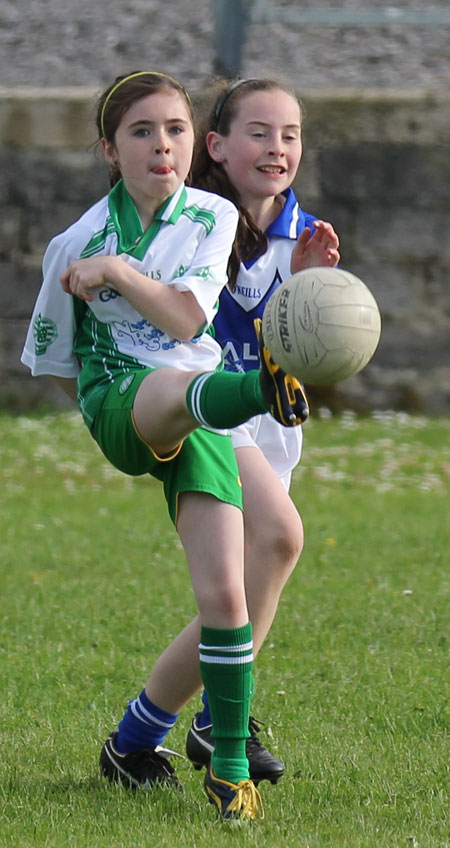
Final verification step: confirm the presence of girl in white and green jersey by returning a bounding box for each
[21,71,308,821]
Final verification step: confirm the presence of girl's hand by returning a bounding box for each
[60,257,118,301]
[290,220,340,274]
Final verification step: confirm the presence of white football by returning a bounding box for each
[262,267,382,385]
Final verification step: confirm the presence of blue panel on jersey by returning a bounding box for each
[214,189,318,372]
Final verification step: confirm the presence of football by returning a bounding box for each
[262,267,382,385]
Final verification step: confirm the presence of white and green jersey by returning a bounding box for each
[21,180,238,427]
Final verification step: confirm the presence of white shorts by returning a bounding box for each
[231,413,303,492]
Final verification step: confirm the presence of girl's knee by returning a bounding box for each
[247,520,304,585]
[196,582,248,626]
[253,512,304,572]
[273,522,303,570]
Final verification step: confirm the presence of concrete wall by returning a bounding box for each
[1,87,449,414]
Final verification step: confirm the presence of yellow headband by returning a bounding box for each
[100,71,191,137]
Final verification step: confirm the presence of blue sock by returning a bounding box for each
[198,690,212,727]
[115,689,178,754]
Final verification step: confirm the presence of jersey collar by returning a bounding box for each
[108,180,187,257]
[265,187,306,240]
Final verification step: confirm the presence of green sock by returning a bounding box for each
[186,370,267,429]
[199,623,253,784]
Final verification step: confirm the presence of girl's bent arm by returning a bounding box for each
[60,255,207,341]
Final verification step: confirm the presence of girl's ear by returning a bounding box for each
[206,131,226,163]
[102,138,118,166]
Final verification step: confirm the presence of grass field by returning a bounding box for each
[1,410,449,847]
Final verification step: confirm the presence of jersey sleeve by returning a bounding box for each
[167,199,238,327]
[21,233,82,378]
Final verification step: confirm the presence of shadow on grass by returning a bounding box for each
[9,771,190,813]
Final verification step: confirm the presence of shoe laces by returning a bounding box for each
[227,779,264,820]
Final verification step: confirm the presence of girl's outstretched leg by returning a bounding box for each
[132,366,267,458]
[131,353,305,460]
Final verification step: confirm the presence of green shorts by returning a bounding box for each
[91,369,243,524]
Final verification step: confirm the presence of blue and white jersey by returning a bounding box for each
[214,188,317,485]
[214,188,317,373]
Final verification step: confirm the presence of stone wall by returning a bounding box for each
[1,87,449,414]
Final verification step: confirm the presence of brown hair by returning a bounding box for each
[96,70,194,187]
[192,78,302,289]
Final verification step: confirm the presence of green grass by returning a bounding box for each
[1,411,449,847]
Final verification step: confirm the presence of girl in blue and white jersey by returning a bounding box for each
[21,71,308,820]
[185,78,340,777]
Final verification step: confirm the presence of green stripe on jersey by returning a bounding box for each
[81,218,116,258]
[181,205,216,235]
[74,309,145,427]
